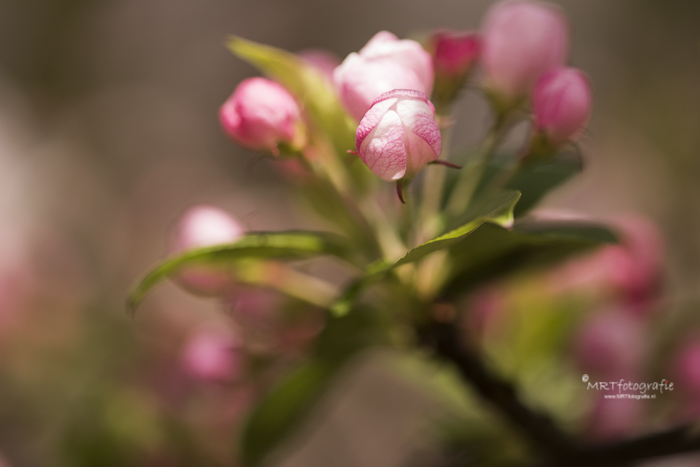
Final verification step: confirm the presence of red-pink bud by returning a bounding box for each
[334,31,434,121]
[182,327,242,382]
[172,205,244,295]
[534,67,592,145]
[430,30,481,82]
[219,77,305,152]
[481,0,569,106]
[355,89,441,181]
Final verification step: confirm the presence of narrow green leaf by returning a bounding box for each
[127,231,350,312]
[442,219,618,297]
[331,191,521,315]
[507,149,582,217]
[399,190,520,267]
[226,36,355,155]
[241,361,329,467]
[240,308,381,466]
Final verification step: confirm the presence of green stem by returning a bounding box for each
[446,115,508,218]
[418,122,454,243]
[239,262,338,308]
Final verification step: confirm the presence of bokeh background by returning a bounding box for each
[0,0,699,466]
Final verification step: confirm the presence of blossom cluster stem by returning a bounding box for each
[418,122,454,244]
[446,113,508,218]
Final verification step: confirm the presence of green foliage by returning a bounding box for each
[507,149,583,217]
[240,307,385,466]
[331,191,521,316]
[443,220,617,297]
[127,231,352,311]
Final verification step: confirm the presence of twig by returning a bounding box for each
[419,320,700,466]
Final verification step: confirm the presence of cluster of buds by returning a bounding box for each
[219,0,592,199]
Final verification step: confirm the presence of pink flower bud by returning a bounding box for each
[219,77,305,152]
[334,31,434,121]
[430,30,481,83]
[534,67,592,145]
[481,0,569,106]
[355,89,441,181]
[182,327,242,382]
[172,205,244,295]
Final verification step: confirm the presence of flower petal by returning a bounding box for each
[396,98,441,177]
[360,110,406,181]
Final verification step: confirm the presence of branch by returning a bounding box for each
[419,320,580,464]
[419,320,700,466]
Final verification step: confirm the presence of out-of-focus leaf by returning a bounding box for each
[240,307,383,466]
[226,37,355,156]
[442,219,617,297]
[127,231,351,311]
[331,191,521,316]
[240,361,329,467]
[507,149,582,217]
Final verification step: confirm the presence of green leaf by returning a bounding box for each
[240,307,382,466]
[331,191,521,316]
[127,231,350,312]
[442,219,618,297]
[226,36,355,156]
[240,360,330,467]
[507,149,582,217]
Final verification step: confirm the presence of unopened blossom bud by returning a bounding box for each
[220,77,306,152]
[429,30,481,109]
[172,205,244,295]
[355,89,441,183]
[182,327,242,382]
[533,67,592,146]
[334,31,434,121]
[481,0,569,108]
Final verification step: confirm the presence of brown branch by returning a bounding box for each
[419,320,700,466]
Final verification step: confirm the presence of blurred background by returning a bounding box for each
[0,0,699,466]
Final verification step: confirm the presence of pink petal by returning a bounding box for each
[396,98,441,176]
[359,31,400,54]
[360,110,406,181]
[356,97,397,153]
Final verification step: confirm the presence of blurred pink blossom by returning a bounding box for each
[226,288,323,353]
[672,338,700,396]
[481,0,569,106]
[355,89,441,181]
[534,67,592,145]
[586,396,644,441]
[220,77,305,152]
[171,205,244,295]
[182,326,242,382]
[573,307,646,380]
[334,31,434,120]
[0,230,36,334]
[548,216,664,314]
